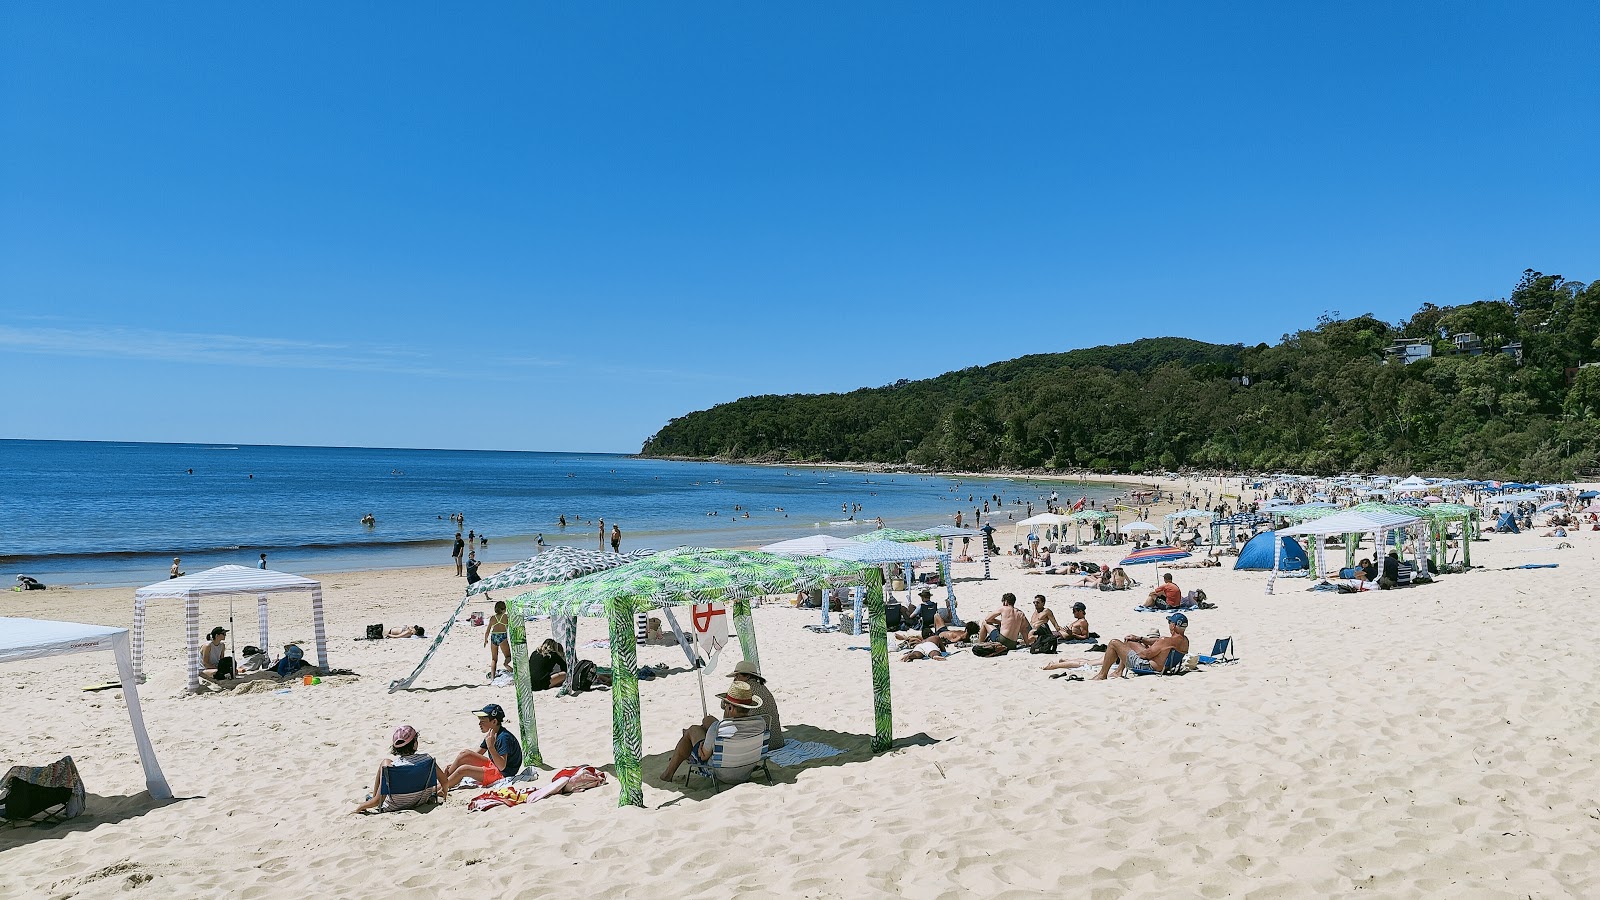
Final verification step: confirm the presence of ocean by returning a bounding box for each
[0,440,1132,588]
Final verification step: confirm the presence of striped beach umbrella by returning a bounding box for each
[1119,546,1193,566]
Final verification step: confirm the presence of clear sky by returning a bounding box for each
[2,3,1596,452]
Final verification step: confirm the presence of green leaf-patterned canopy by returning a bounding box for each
[509,547,865,618]
[850,528,936,543]
[467,546,656,596]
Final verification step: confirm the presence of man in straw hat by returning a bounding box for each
[660,679,764,783]
[728,660,783,749]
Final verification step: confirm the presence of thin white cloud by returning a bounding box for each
[0,323,460,376]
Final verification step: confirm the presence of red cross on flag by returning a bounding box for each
[690,603,729,672]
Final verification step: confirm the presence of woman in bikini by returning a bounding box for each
[485,600,511,679]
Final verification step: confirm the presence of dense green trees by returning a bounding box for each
[640,271,1600,480]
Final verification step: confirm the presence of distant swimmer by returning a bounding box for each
[536,534,545,549]
[558,514,567,528]
[171,557,184,579]
[362,514,376,526]
[248,474,253,479]
[187,468,193,475]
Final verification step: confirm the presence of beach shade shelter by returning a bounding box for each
[1121,521,1163,535]
[0,618,172,801]
[1234,531,1308,571]
[1118,544,1190,589]
[388,546,655,695]
[1068,510,1119,545]
[1394,476,1432,492]
[763,534,867,629]
[510,547,864,807]
[921,524,976,626]
[133,565,324,693]
[1538,502,1567,513]
[1161,508,1215,543]
[851,529,938,607]
[1212,512,1270,545]
[1013,512,1070,546]
[1273,509,1423,593]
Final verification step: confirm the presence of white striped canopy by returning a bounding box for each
[133,565,327,693]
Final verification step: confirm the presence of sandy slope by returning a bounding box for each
[4,515,1599,898]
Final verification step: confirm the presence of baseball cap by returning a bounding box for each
[1072,601,1086,611]
[391,725,418,748]
[208,627,228,638]
[473,704,505,720]
[1167,613,1188,627]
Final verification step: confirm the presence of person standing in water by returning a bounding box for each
[452,532,465,577]
[598,518,605,551]
[611,523,621,553]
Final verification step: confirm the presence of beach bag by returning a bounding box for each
[366,624,384,641]
[971,643,1009,658]
[572,659,599,692]
[214,656,235,680]
[883,602,903,630]
[1029,627,1057,655]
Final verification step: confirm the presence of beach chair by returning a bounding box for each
[376,755,442,811]
[683,717,773,792]
[1,756,86,828]
[1200,637,1237,664]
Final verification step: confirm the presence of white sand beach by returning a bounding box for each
[4,482,1599,897]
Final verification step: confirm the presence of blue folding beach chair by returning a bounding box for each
[1128,647,1187,677]
[1199,637,1237,665]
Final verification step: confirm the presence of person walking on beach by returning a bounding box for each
[611,523,621,553]
[170,557,184,579]
[452,532,465,576]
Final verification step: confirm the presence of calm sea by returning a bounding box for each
[0,440,1130,588]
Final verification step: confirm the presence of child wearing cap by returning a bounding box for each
[444,704,523,790]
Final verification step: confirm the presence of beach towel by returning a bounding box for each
[766,741,846,767]
[468,785,534,812]
[1506,563,1559,569]
[525,765,608,804]
[803,624,841,634]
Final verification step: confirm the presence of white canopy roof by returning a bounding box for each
[0,617,172,800]
[759,534,857,555]
[1393,476,1431,490]
[135,565,320,599]
[1278,509,1421,536]
[1163,508,1215,521]
[1121,521,1162,533]
[1015,513,1071,527]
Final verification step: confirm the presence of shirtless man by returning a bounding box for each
[1030,595,1064,636]
[1043,612,1187,676]
[983,593,1033,649]
[1057,601,1090,640]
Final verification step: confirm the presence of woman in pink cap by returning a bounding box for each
[352,725,448,813]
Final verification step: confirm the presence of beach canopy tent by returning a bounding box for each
[134,565,325,693]
[507,547,866,807]
[1121,521,1163,534]
[1161,508,1215,542]
[1496,511,1520,533]
[759,534,857,555]
[1272,509,1424,592]
[389,546,654,694]
[0,617,172,800]
[1234,531,1308,571]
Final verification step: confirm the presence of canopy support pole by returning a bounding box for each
[607,603,645,807]
[939,549,959,625]
[732,598,759,672]
[256,594,270,657]
[865,567,893,753]
[184,596,201,693]
[508,597,540,766]
[112,630,172,800]
[132,595,148,681]
[1266,531,1281,596]
[556,615,579,697]
[390,591,471,692]
[851,585,865,636]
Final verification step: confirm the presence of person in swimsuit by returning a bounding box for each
[484,600,510,678]
[611,523,621,553]
[982,593,1034,649]
[901,633,952,661]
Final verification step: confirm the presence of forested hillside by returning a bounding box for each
[641,271,1600,480]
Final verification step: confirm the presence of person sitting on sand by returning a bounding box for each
[201,626,228,678]
[386,625,425,638]
[728,660,783,749]
[1043,613,1189,678]
[352,725,448,813]
[1147,573,1182,608]
[444,704,523,790]
[660,682,764,782]
[1357,557,1378,582]
[527,639,567,691]
[1058,601,1091,640]
[983,593,1034,649]
[1030,595,1064,636]
[1110,567,1131,590]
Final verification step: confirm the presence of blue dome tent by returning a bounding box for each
[1235,531,1308,571]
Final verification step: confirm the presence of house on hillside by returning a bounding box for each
[1385,338,1434,365]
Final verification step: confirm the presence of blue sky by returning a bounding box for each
[2,3,1596,452]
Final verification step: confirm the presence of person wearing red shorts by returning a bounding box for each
[444,704,523,791]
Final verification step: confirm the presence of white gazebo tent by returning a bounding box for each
[133,565,327,693]
[0,617,172,800]
[1268,509,1423,594]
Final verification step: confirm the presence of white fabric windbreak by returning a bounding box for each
[133,565,327,692]
[0,617,172,800]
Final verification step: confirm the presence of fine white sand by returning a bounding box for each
[4,485,1599,897]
